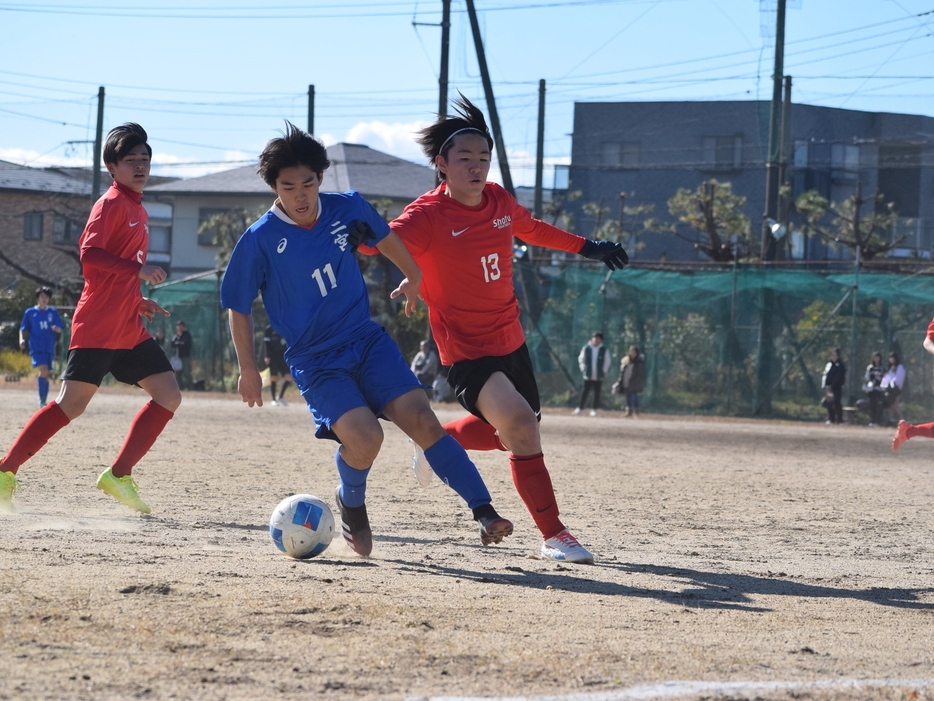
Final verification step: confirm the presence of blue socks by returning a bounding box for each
[424,435,492,510]
[335,446,370,508]
[37,376,49,404]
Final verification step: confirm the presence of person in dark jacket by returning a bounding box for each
[613,345,646,418]
[821,348,846,425]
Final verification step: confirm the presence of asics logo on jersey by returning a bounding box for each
[136,250,144,264]
[452,227,469,237]
[331,221,350,252]
[277,238,288,253]
[492,215,512,229]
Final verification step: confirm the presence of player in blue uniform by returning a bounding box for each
[19,287,64,408]
[221,122,513,557]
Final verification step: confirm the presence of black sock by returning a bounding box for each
[270,381,277,401]
[471,503,499,524]
[279,381,291,400]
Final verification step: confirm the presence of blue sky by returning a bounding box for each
[1,0,933,187]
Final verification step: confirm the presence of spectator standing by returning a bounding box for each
[573,332,611,417]
[862,351,885,427]
[19,286,64,408]
[263,324,291,406]
[614,345,646,418]
[153,327,169,356]
[881,351,906,425]
[171,320,193,390]
[821,348,846,425]
[410,340,440,391]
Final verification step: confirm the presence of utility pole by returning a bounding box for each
[778,76,793,249]
[464,0,514,195]
[438,0,451,117]
[761,0,785,261]
[91,86,105,203]
[533,79,546,219]
[307,85,315,135]
[753,0,785,415]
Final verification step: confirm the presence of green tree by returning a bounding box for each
[794,182,904,262]
[198,205,269,268]
[666,179,753,262]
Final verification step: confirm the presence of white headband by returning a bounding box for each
[440,127,488,155]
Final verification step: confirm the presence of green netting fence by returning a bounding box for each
[526,264,934,421]
[143,265,934,423]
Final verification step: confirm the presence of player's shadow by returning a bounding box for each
[384,558,934,612]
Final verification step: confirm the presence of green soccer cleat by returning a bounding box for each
[96,468,151,514]
[0,470,19,513]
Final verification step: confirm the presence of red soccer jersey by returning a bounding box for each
[70,182,149,350]
[927,317,934,343]
[389,182,585,365]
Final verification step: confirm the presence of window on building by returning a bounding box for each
[702,136,742,171]
[793,140,808,168]
[52,215,81,244]
[149,224,171,254]
[198,208,229,246]
[831,144,859,182]
[553,165,569,190]
[600,142,640,168]
[601,142,621,166]
[23,212,43,241]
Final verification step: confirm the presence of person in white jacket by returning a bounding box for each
[573,332,612,416]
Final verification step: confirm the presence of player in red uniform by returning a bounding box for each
[892,316,934,451]
[0,123,179,514]
[379,95,627,563]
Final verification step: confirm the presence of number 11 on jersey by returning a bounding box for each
[311,263,338,297]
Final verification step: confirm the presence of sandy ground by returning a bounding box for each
[1,382,933,701]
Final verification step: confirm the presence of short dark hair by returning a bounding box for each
[592,332,603,340]
[176,320,186,328]
[416,93,494,179]
[103,123,151,165]
[258,121,330,187]
[36,286,52,299]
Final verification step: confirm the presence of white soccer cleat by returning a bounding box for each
[541,529,594,564]
[277,397,288,407]
[410,440,437,488]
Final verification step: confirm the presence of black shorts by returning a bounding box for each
[267,357,290,377]
[446,343,541,424]
[62,338,175,387]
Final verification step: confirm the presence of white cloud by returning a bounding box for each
[343,120,429,165]
[0,146,88,168]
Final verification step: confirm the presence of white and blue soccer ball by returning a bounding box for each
[269,494,335,559]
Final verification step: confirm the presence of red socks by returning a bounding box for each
[443,415,508,451]
[509,452,564,540]
[1,402,70,474]
[906,422,934,440]
[110,401,175,477]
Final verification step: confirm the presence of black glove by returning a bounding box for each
[348,220,377,251]
[579,239,629,270]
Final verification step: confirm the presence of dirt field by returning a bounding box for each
[1,382,933,701]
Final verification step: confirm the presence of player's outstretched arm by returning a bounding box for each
[372,232,423,317]
[229,309,263,407]
[578,239,629,270]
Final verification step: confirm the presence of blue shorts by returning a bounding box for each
[290,326,422,443]
[30,351,54,369]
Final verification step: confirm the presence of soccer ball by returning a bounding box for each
[269,494,335,559]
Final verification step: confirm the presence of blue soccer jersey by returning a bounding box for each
[221,191,390,365]
[21,306,64,356]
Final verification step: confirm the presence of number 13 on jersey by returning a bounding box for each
[481,253,500,282]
